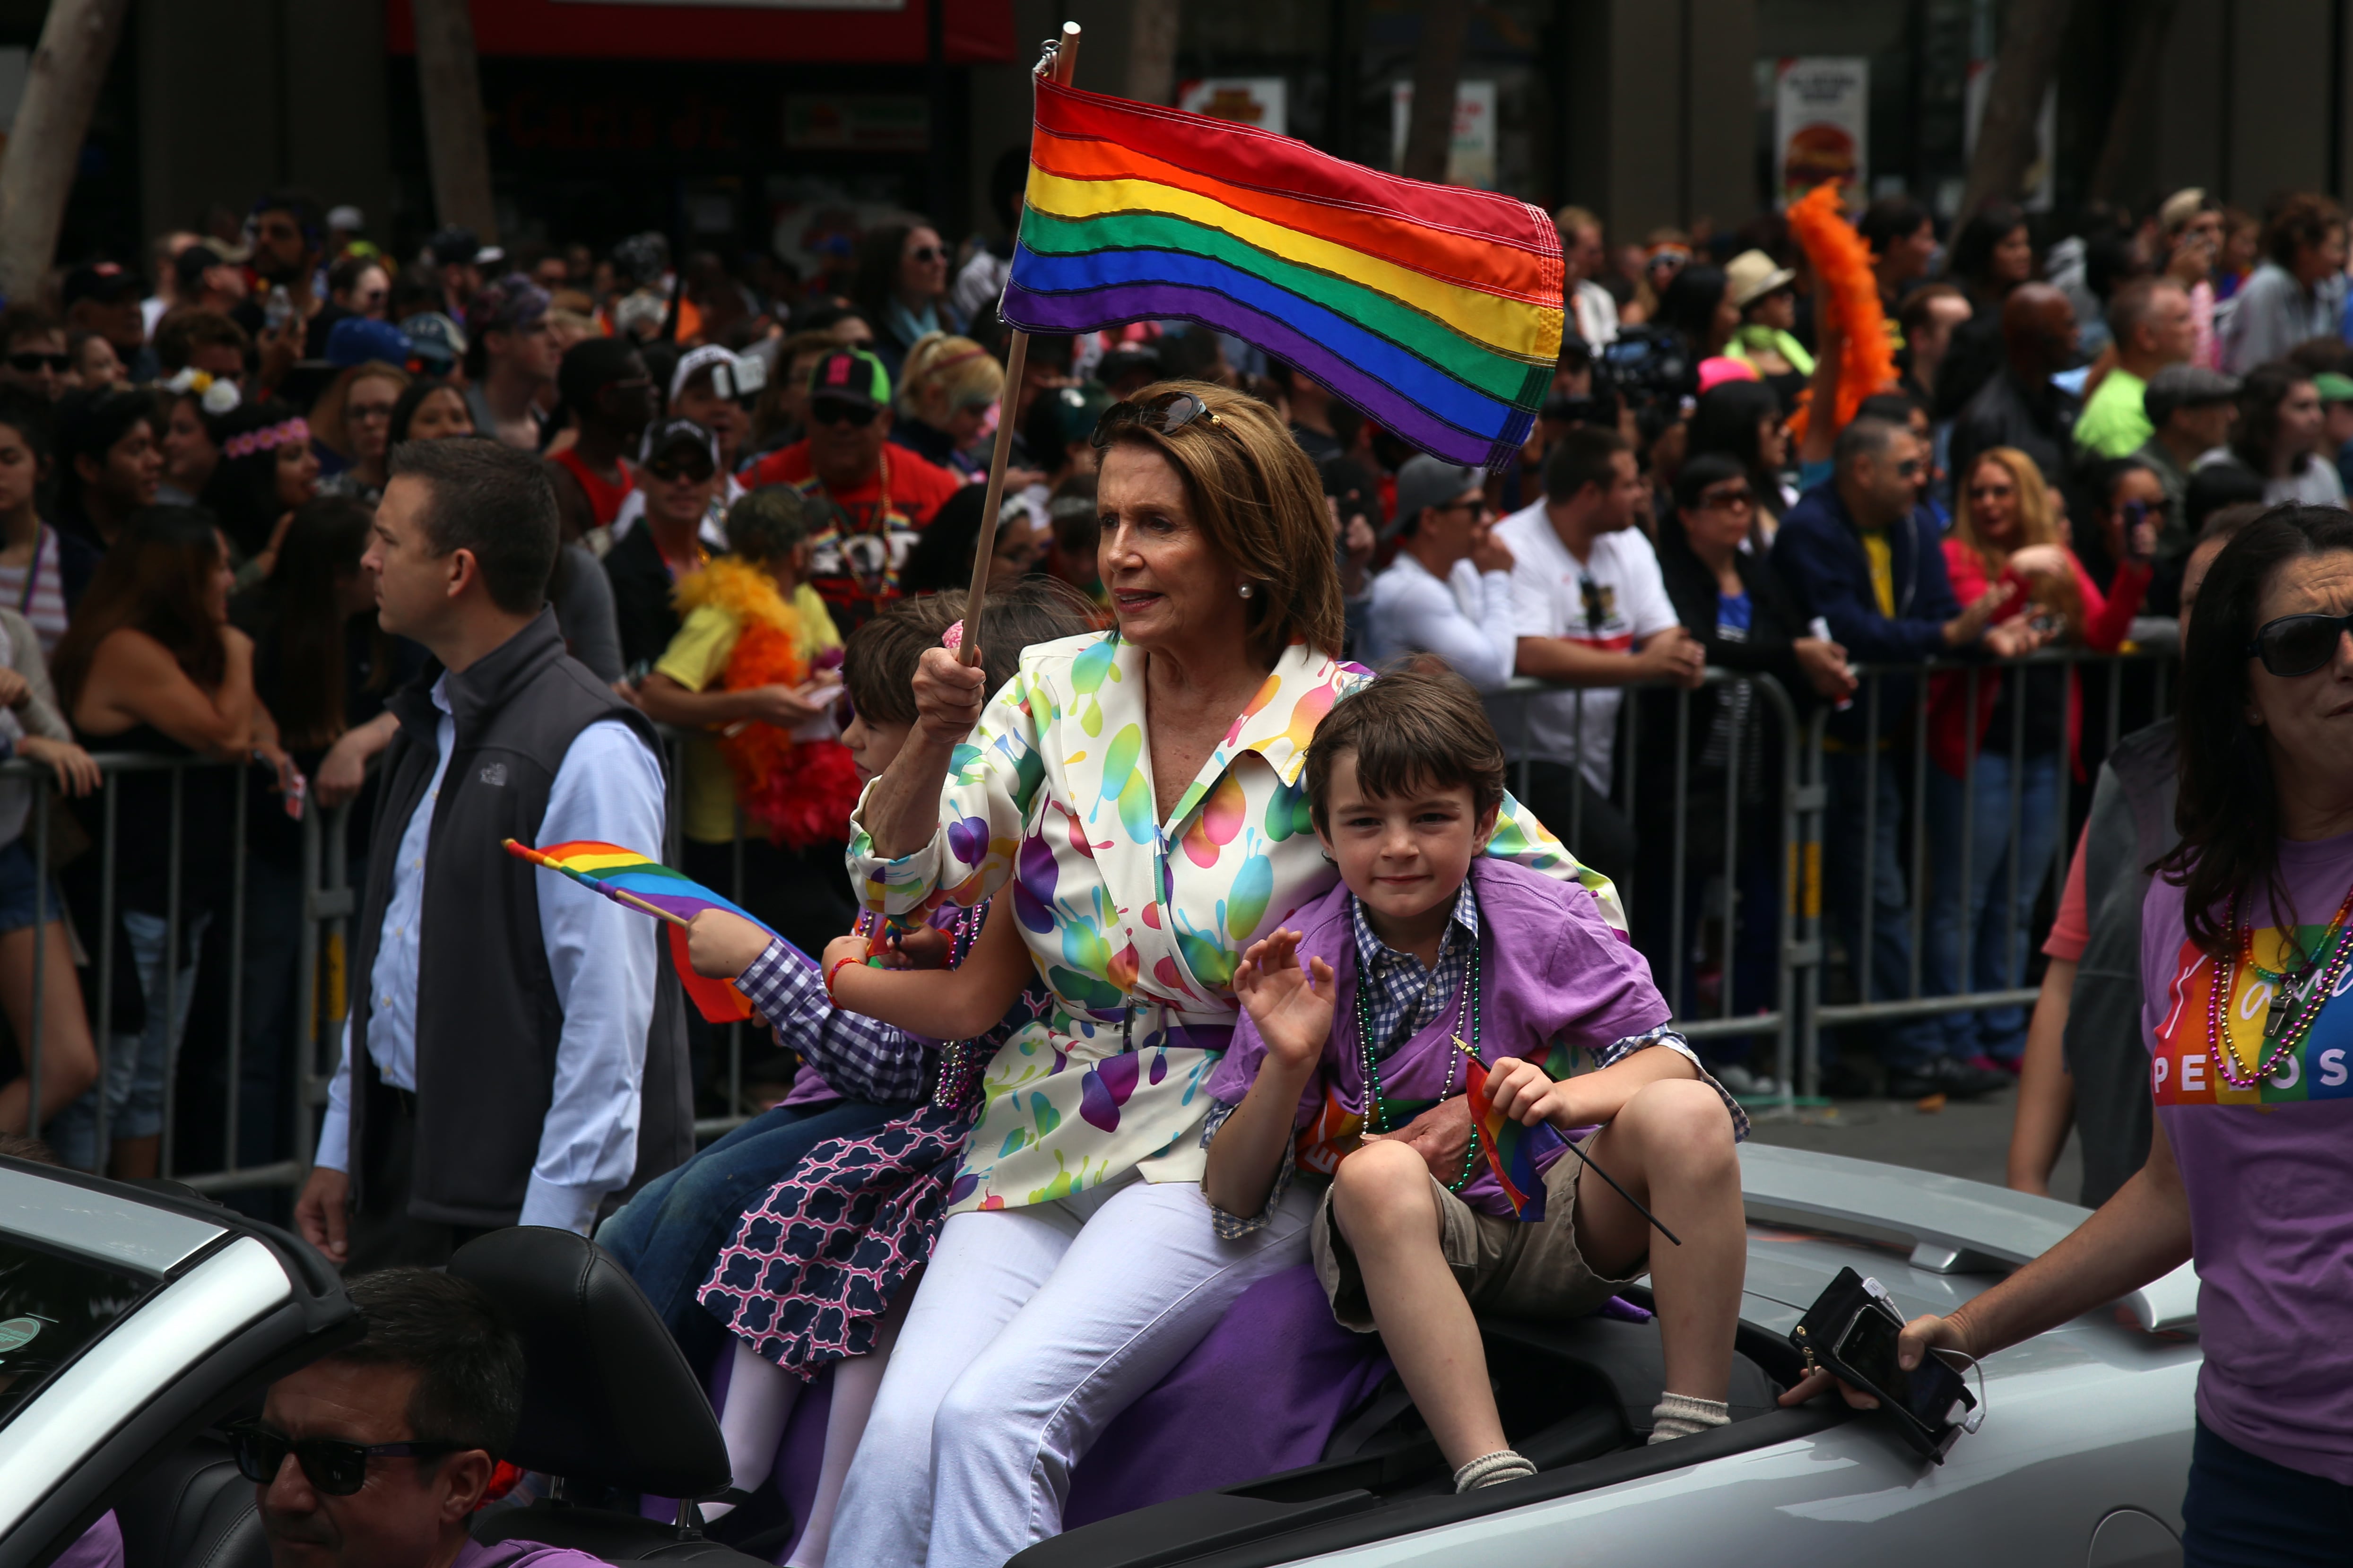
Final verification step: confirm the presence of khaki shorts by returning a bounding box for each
[1310,1139,1645,1332]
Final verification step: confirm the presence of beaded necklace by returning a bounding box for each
[1352,899,1484,1192]
[2204,879,2353,1089]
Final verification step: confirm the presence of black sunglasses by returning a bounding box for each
[8,352,69,374]
[226,1420,463,1496]
[646,456,716,484]
[908,245,946,264]
[1697,485,1756,511]
[1090,391,1225,450]
[2248,611,2353,677]
[811,398,878,429]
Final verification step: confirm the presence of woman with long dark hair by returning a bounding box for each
[2208,362,2345,508]
[851,219,963,381]
[1936,202,2036,417]
[44,506,295,1176]
[1684,380,1792,540]
[228,494,413,1174]
[200,399,321,586]
[1654,264,1738,364]
[1797,506,2353,1562]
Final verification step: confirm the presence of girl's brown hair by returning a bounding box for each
[1099,379,1346,666]
[52,505,229,712]
[1953,446,2084,640]
[842,578,1099,728]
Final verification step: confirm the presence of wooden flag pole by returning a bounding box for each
[958,20,1080,668]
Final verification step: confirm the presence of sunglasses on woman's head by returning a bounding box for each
[226,1420,461,1496]
[1090,391,1225,450]
[2248,610,2353,677]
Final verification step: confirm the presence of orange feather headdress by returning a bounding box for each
[1785,181,1899,443]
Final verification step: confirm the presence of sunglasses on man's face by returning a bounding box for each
[2248,610,2353,678]
[8,352,69,374]
[226,1420,461,1497]
[646,456,715,484]
[1893,458,1925,478]
[811,399,877,429]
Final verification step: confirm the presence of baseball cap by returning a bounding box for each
[2143,364,2240,425]
[62,262,140,308]
[398,311,466,373]
[428,226,483,269]
[466,274,550,340]
[639,416,721,471]
[805,347,892,412]
[1724,249,1797,310]
[325,316,412,370]
[1387,454,1484,541]
[1698,355,1762,395]
[671,343,765,403]
[2317,372,2353,404]
[326,205,364,234]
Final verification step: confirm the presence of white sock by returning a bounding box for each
[784,1353,888,1566]
[1451,1448,1537,1492]
[1648,1392,1730,1444]
[785,1287,910,1567]
[705,1339,802,1520]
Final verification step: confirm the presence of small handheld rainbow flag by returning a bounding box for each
[504,840,772,1024]
[1460,1040,1681,1244]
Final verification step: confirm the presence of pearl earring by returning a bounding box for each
[1238,582,1254,598]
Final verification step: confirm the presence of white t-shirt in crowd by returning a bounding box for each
[1364,552,1516,690]
[1493,499,1679,793]
[1571,279,1619,348]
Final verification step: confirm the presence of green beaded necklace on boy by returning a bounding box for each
[1353,901,1485,1192]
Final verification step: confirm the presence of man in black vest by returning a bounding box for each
[295,438,689,1271]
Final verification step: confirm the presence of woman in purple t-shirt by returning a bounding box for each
[1785,505,2353,1562]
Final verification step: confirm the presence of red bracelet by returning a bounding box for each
[825,956,860,1005]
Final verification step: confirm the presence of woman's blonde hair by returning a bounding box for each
[1100,379,1346,665]
[898,332,1004,423]
[1953,445,2082,637]
[310,360,410,459]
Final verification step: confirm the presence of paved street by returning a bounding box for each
[1745,1088,2084,1204]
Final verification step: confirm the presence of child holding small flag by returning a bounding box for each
[1202,664,1751,1493]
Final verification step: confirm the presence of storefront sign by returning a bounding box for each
[1387,80,1497,190]
[1774,57,1868,207]
[783,95,929,152]
[1176,78,1288,137]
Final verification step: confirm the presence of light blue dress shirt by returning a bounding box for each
[316,676,667,1234]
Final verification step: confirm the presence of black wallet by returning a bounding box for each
[1789,1266,1974,1463]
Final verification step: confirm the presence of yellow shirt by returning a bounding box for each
[655,580,842,844]
[1861,530,1895,618]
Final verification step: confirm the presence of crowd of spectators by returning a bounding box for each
[4,173,2351,1185]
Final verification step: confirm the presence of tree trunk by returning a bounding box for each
[0,0,130,303]
[1401,1,1470,183]
[2088,0,2174,207]
[1959,0,2077,224]
[1127,0,1181,106]
[412,0,499,243]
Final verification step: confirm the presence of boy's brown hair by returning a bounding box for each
[842,579,1098,728]
[1304,661,1507,834]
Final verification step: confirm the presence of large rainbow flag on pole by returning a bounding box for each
[1000,78,1564,470]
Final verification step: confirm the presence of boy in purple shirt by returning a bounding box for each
[1203,666,1750,1493]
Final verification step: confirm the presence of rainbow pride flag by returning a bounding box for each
[1002,78,1563,470]
[1461,1047,1566,1221]
[505,840,771,1023]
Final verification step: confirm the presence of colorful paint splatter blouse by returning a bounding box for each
[846,631,1620,1214]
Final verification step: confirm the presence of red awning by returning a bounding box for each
[385,0,1015,66]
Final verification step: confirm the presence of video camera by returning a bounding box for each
[1541,324,1694,432]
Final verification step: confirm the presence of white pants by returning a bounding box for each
[826,1173,1315,1568]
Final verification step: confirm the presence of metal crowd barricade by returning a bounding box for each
[1790,645,2175,1098]
[10,751,354,1194]
[1490,668,1806,1110]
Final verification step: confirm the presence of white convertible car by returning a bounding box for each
[0,1143,2199,1568]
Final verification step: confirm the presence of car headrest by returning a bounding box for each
[448,1226,731,1498]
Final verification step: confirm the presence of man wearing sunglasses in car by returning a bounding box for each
[742,347,964,633]
[241,1268,611,1568]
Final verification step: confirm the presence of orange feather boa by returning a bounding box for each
[1786,181,1899,442]
[675,557,863,851]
